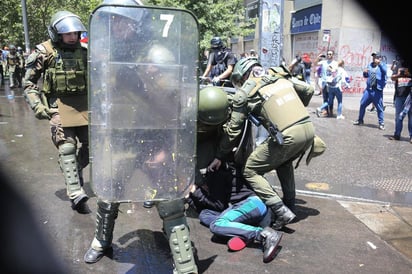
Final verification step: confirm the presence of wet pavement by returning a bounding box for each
[1,80,412,273]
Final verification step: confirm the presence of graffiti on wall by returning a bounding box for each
[295,40,395,94]
[260,0,282,67]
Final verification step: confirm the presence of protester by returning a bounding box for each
[353,52,387,130]
[388,60,412,142]
[316,59,350,119]
[201,36,237,87]
[315,50,338,116]
[288,55,306,82]
[302,53,312,84]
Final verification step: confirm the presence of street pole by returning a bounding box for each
[21,0,30,54]
[259,0,284,69]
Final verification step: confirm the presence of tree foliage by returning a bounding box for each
[1,0,254,53]
[0,0,100,50]
[145,0,255,50]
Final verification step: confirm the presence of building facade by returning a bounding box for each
[231,0,398,94]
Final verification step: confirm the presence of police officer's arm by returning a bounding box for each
[23,49,56,120]
[208,90,248,172]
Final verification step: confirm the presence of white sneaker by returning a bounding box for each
[337,115,345,120]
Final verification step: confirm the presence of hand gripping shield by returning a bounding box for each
[89,4,199,202]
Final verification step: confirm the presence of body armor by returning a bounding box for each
[258,78,310,132]
[242,76,310,133]
[40,40,87,96]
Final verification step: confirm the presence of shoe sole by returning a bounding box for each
[227,237,247,251]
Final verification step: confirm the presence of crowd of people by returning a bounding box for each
[0,45,26,87]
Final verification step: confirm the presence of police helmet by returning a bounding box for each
[147,44,175,64]
[98,1,149,39]
[48,11,86,42]
[9,45,16,52]
[198,86,230,125]
[210,37,223,49]
[102,0,143,4]
[231,57,260,87]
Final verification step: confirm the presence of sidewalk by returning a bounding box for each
[66,194,412,274]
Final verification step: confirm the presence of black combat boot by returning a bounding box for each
[271,202,296,230]
[282,197,296,213]
[258,227,283,263]
[84,201,119,264]
[84,246,112,264]
[71,193,89,213]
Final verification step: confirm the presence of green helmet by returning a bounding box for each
[231,57,260,87]
[198,86,229,125]
[48,11,86,42]
[147,44,175,64]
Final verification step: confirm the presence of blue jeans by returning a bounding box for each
[199,196,268,242]
[394,96,412,138]
[357,88,384,125]
[328,87,343,116]
[319,86,341,115]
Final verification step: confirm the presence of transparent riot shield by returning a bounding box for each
[89,4,198,202]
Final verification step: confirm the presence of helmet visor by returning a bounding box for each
[231,74,244,89]
[55,16,86,34]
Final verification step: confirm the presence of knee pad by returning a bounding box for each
[157,199,197,273]
[170,224,197,274]
[59,142,76,156]
[95,200,120,243]
[58,143,82,198]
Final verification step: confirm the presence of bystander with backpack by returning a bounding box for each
[288,55,306,82]
[201,36,237,87]
[302,54,312,84]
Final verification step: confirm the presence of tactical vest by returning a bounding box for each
[267,66,314,106]
[41,40,87,96]
[7,54,18,66]
[242,74,309,132]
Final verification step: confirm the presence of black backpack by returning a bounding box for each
[210,49,229,78]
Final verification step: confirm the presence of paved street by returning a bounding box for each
[1,81,412,273]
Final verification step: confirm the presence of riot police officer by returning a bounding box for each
[23,11,89,212]
[16,46,25,87]
[6,45,22,88]
[207,57,317,230]
[85,2,198,273]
